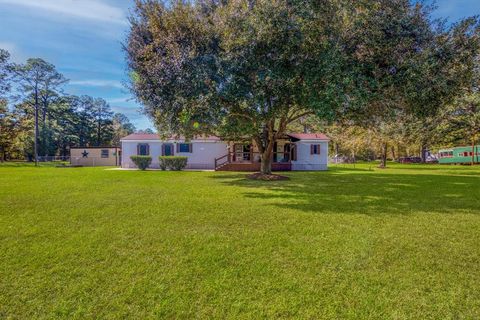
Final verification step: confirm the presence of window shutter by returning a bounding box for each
[293,144,297,161]
[310,144,314,155]
[176,143,180,153]
[317,144,321,155]
[137,144,140,155]
[146,144,150,155]
[189,143,193,153]
[161,144,165,156]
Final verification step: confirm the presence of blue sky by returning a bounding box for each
[0,0,479,130]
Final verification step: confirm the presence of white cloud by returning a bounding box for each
[108,96,132,104]
[0,42,26,62]
[69,79,123,88]
[0,0,127,25]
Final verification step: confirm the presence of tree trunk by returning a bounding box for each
[379,142,387,168]
[391,145,396,162]
[260,151,273,174]
[255,122,277,175]
[420,143,427,163]
[260,139,275,175]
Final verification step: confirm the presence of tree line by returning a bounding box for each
[126,0,480,172]
[0,52,136,162]
[293,96,480,163]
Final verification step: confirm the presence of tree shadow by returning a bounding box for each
[211,167,480,216]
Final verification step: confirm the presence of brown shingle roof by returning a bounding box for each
[121,133,160,140]
[287,133,330,141]
[120,133,221,141]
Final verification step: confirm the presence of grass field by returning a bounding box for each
[1,163,479,319]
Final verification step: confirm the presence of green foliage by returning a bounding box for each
[437,93,480,146]
[159,156,188,171]
[126,0,479,174]
[112,113,136,146]
[0,49,11,97]
[0,50,136,160]
[130,155,152,170]
[1,164,480,318]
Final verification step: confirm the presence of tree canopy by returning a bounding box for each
[0,50,136,161]
[126,0,479,173]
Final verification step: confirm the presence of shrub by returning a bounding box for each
[130,155,152,170]
[159,156,188,171]
[159,160,167,171]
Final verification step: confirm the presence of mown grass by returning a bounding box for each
[0,163,479,319]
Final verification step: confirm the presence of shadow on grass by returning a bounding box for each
[0,161,69,168]
[211,167,480,215]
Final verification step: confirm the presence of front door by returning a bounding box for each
[234,144,251,162]
[163,143,174,156]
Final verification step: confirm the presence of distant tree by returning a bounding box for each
[68,95,97,147]
[12,58,67,164]
[112,113,135,145]
[340,3,480,167]
[0,49,11,98]
[7,102,35,160]
[143,128,154,134]
[92,98,114,146]
[48,96,81,157]
[0,49,12,161]
[0,104,15,161]
[135,128,155,134]
[441,93,480,157]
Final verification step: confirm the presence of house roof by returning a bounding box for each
[121,132,329,142]
[120,133,221,141]
[287,133,330,141]
[121,133,161,141]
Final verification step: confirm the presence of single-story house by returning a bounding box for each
[120,133,329,171]
[70,147,121,166]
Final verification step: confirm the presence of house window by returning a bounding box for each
[311,144,321,155]
[162,143,174,156]
[101,149,109,158]
[137,143,149,155]
[177,143,192,153]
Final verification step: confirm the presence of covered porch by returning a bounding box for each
[214,138,296,171]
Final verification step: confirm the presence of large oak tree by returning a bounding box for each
[126,0,476,173]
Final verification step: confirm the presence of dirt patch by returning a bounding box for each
[246,172,290,181]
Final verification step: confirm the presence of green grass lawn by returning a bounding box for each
[1,163,479,319]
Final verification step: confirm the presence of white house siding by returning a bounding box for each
[121,140,228,169]
[291,140,329,171]
[121,141,162,168]
[179,141,228,169]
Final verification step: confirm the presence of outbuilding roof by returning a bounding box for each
[287,133,330,141]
